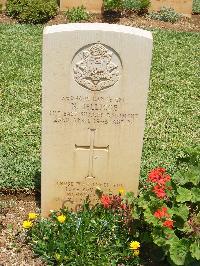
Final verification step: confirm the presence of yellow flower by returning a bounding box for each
[118,187,125,195]
[22,220,33,229]
[129,241,140,250]
[134,249,140,256]
[28,212,38,220]
[57,214,66,223]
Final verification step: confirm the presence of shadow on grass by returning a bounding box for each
[33,170,41,209]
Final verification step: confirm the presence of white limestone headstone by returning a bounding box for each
[41,23,152,216]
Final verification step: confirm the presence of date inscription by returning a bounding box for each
[49,95,138,126]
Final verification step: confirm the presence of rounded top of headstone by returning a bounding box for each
[44,23,152,40]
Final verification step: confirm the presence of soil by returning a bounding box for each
[0,11,199,32]
[0,9,199,266]
[0,192,45,266]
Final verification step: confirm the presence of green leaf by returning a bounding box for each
[176,187,191,203]
[131,209,139,219]
[191,188,200,203]
[153,234,166,247]
[187,166,200,185]
[190,240,200,260]
[144,208,159,225]
[152,228,166,246]
[173,204,189,221]
[137,196,149,209]
[173,166,200,186]
[169,239,189,265]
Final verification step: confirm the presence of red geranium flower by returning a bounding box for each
[154,207,169,219]
[163,219,174,229]
[148,168,171,186]
[100,195,112,208]
[148,168,166,183]
[152,185,166,198]
[164,175,171,183]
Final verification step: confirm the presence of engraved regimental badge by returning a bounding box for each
[73,43,121,91]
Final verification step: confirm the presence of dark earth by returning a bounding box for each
[0,11,200,32]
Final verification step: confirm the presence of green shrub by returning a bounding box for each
[123,0,150,13]
[128,146,200,265]
[148,7,182,23]
[103,0,123,12]
[65,6,89,23]
[24,197,140,265]
[6,0,58,24]
[193,0,200,14]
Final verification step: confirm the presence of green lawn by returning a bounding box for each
[0,24,199,189]
[193,0,200,13]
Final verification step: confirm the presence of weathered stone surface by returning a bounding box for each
[41,23,152,216]
[60,0,103,13]
[149,0,193,18]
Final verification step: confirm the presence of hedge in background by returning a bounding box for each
[6,0,58,24]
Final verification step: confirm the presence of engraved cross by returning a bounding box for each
[75,129,109,178]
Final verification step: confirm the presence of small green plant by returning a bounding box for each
[24,196,140,265]
[148,7,182,23]
[127,147,200,265]
[193,0,200,14]
[65,6,89,23]
[123,0,150,13]
[0,3,3,13]
[103,0,123,12]
[6,0,58,24]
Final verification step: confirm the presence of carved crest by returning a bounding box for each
[73,43,120,91]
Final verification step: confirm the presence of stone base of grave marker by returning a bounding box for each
[41,24,153,217]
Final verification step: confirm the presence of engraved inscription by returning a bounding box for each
[75,129,109,179]
[73,43,121,91]
[55,180,124,210]
[49,95,139,126]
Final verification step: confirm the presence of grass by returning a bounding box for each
[193,0,200,14]
[0,25,43,189]
[0,24,199,189]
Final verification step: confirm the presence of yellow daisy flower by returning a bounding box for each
[129,241,140,250]
[118,187,125,195]
[57,214,66,223]
[28,212,38,220]
[22,220,33,229]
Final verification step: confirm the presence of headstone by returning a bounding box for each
[0,0,7,10]
[41,23,152,216]
[149,0,193,18]
[60,0,102,13]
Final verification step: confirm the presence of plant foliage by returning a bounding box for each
[103,0,123,12]
[123,0,150,12]
[128,147,200,265]
[148,7,182,23]
[23,148,199,265]
[193,0,200,14]
[25,197,140,265]
[65,6,89,23]
[6,0,58,24]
